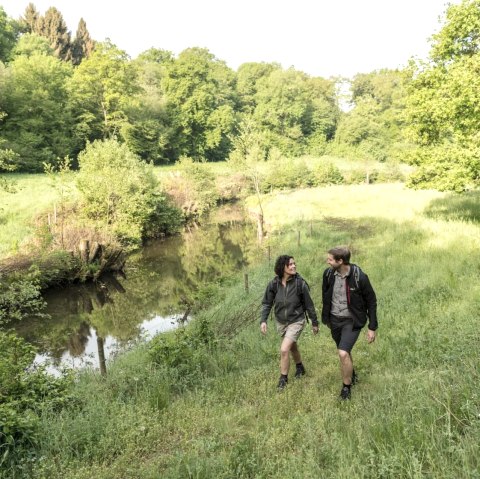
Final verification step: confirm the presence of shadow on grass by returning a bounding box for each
[424,190,480,223]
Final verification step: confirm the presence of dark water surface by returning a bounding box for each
[14,205,258,374]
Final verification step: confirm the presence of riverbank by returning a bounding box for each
[10,183,480,478]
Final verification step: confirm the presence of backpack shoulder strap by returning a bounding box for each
[353,265,360,289]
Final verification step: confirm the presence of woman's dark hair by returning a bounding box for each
[274,255,294,278]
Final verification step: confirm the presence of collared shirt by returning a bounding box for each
[331,267,352,318]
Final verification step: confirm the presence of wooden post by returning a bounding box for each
[97,335,107,376]
[267,245,271,263]
[244,273,249,293]
[79,239,90,264]
[297,231,301,246]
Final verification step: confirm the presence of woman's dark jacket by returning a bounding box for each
[261,273,318,326]
[321,264,378,331]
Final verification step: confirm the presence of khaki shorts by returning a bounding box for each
[275,319,306,342]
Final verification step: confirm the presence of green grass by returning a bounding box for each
[0,172,77,259]
[15,183,480,479]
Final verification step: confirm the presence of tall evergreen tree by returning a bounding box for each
[71,18,95,66]
[20,3,40,33]
[38,7,72,61]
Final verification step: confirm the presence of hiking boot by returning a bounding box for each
[339,385,351,400]
[295,364,306,379]
[351,369,358,386]
[277,376,288,391]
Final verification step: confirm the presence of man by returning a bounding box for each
[322,246,377,400]
[261,255,319,390]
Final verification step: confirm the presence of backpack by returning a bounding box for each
[269,274,310,321]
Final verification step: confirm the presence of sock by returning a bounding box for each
[281,374,288,380]
[343,383,351,389]
[296,362,303,368]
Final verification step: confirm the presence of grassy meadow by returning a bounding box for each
[16,182,479,479]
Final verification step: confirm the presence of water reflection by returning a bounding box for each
[14,205,257,373]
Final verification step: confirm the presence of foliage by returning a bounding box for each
[253,68,339,156]
[68,41,139,148]
[333,69,410,163]
[76,138,182,245]
[311,160,344,186]
[0,268,46,324]
[71,18,95,66]
[0,331,74,473]
[161,47,237,161]
[162,157,220,219]
[406,144,480,192]
[262,154,313,191]
[0,52,74,171]
[0,6,20,63]
[404,0,480,190]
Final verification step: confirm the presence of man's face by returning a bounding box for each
[327,254,343,271]
[284,258,296,276]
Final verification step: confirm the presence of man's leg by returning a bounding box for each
[338,349,353,385]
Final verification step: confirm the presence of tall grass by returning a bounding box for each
[0,172,77,259]
[15,183,480,479]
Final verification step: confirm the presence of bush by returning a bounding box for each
[311,161,344,186]
[0,332,74,470]
[0,269,46,324]
[76,138,182,245]
[162,157,220,220]
[262,155,313,191]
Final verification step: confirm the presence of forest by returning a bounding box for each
[0,1,478,192]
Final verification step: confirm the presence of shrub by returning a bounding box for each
[0,269,46,324]
[0,332,74,470]
[76,138,182,245]
[262,155,313,191]
[311,161,344,186]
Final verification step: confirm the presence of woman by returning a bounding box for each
[260,255,319,390]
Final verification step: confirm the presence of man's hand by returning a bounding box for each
[312,325,319,335]
[367,329,376,343]
[260,322,267,335]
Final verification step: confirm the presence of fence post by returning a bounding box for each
[244,273,249,293]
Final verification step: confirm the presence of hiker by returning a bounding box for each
[322,246,378,400]
[260,255,319,390]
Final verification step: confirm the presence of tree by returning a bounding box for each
[162,47,237,161]
[0,6,20,63]
[37,7,72,61]
[334,69,409,162]
[68,40,139,147]
[253,68,338,156]
[236,62,280,113]
[404,0,480,190]
[12,32,53,57]
[0,53,74,171]
[71,18,95,66]
[123,48,175,163]
[20,2,41,33]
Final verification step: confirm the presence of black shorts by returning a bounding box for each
[329,315,360,353]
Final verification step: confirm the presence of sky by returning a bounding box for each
[1,0,461,78]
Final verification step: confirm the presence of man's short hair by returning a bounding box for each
[328,246,351,264]
[274,255,293,278]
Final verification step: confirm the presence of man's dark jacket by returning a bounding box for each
[261,273,318,326]
[321,264,378,331]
